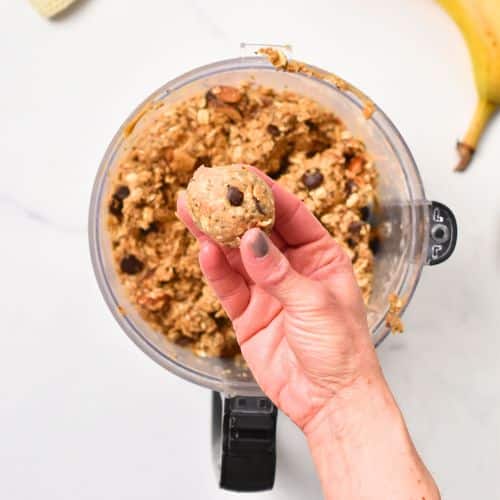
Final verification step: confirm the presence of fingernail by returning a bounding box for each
[251,230,269,258]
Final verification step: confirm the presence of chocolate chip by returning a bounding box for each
[227,186,244,206]
[348,220,364,236]
[109,197,123,217]
[369,236,381,255]
[305,151,316,159]
[346,238,356,248]
[114,185,130,200]
[301,170,324,190]
[176,336,192,346]
[304,119,318,131]
[194,156,212,168]
[253,196,266,215]
[343,151,355,162]
[140,221,159,237]
[120,255,144,275]
[360,206,371,221]
[109,185,130,216]
[267,124,280,137]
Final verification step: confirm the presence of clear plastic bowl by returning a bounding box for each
[89,56,432,397]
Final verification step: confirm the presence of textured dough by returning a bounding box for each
[186,165,275,247]
[106,83,377,358]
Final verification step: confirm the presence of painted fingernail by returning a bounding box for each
[251,230,269,258]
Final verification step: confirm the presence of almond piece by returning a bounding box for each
[214,86,242,104]
[348,156,365,174]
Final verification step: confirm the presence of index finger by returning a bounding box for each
[247,166,327,247]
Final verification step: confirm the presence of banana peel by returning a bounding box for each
[437,0,500,171]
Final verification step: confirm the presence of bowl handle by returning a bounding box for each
[211,392,277,492]
[426,201,458,266]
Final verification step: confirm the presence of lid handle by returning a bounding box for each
[427,201,458,265]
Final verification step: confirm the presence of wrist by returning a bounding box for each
[304,370,397,447]
[304,372,440,500]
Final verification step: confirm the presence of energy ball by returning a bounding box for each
[186,164,275,247]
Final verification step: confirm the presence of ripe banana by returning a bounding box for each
[437,0,500,171]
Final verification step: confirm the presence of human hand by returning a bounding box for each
[177,167,382,430]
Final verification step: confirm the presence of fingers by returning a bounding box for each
[198,240,250,320]
[247,166,327,247]
[240,228,313,307]
[271,182,327,246]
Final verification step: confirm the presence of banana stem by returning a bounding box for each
[455,99,498,172]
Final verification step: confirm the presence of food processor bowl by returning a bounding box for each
[89,56,457,492]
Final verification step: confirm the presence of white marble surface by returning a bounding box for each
[1,0,500,498]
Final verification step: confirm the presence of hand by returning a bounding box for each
[178,169,440,499]
[177,168,381,429]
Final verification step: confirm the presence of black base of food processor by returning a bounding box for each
[212,392,278,492]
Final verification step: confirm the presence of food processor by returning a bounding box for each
[89,54,457,492]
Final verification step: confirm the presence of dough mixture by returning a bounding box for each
[186,164,275,247]
[107,83,377,357]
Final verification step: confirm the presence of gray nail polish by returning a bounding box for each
[251,230,269,257]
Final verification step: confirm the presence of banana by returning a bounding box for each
[437,0,500,171]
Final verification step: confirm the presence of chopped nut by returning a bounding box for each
[386,293,405,334]
[217,105,242,122]
[346,193,359,208]
[213,85,242,104]
[197,108,210,125]
[348,156,365,174]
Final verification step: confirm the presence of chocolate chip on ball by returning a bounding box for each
[227,185,244,206]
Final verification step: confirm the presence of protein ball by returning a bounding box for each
[186,164,275,247]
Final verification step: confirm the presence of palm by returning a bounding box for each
[234,239,366,427]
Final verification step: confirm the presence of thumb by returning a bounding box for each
[240,228,311,307]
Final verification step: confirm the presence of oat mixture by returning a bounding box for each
[186,164,275,248]
[386,293,405,334]
[107,83,378,357]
